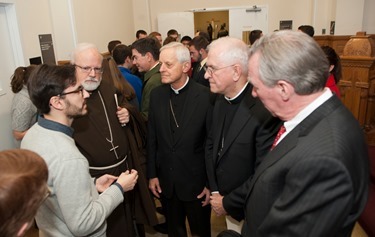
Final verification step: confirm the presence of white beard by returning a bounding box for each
[82,77,101,91]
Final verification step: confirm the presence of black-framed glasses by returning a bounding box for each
[59,85,84,97]
[204,64,236,75]
[75,64,103,74]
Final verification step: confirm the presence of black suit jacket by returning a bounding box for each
[206,85,281,220]
[147,80,213,201]
[192,61,209,87]
[241,95,369,237]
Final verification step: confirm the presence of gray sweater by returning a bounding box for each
[21,118,124,237]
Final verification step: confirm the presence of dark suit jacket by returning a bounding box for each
[147,80,213,201]
[192,61,209,87]
[206,85,281,220]
[242,95,369,237]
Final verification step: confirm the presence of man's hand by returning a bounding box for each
[116,107,130,125]
[197,187,211,207]
[149,178,162,198]
[210,193,227,216]
[96,174,118,193]
[116,169,138,192]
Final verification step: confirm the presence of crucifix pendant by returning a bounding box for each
[106,138,120,159]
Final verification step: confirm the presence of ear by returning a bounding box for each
[182,61,191,73]
[329,65,334,72]
[17,222,31,237]
[49,96,65,111]
[232,64,242,82]
[145,52,153,62]
[277,80,293,101]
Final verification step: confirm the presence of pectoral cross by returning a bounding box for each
[106,138,120,159]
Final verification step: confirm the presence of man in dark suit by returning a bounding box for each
[205,37,280,233]
[242,30,369,236]
[189,36,210,87]
[147,42,212,237]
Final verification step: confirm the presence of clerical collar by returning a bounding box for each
[171,77,190,94]
[38,115,74,137]
[225,82,249,104]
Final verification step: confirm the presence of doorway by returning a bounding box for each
[0,3,24,149]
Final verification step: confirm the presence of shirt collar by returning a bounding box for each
[171,77,190,94]
[38,115,74,137]
[283,88,333,136]
[225,82,249,103]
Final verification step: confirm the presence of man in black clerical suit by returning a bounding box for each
[241,30,369,237]
[205,37,280,233]
[147,42,212,237]
[189,36,210,87]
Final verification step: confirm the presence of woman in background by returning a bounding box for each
[10,65,37,142]
[322,46,342,98]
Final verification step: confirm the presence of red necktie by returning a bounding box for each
[271,125,286,150]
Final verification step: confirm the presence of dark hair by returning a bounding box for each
[321,45,342,83]
[27,64,77,114]
[298,25,315,37]
[189,36,209,51]
[167,29,178,37]
[10,65,37,93]
[132,37,161,60]
[180,35,192,43]
[113,44,132,65]
[249,30,263,45]
[102,57,136,102]
[163,36,177,46]
[136,30,147,39]
[0,149,48,237]
[198,31,211,42]
[107,40,122,54]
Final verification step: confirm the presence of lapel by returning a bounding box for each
[215,90,256,164]
[171,81,200,145]
[244,95,342,200]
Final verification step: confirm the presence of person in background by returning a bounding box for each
[112,44,143,106]
[136,30,148,40]
[243,30,368,236]
[249,29,263,46]
[70,43,157,237]
[131,37,162,120]
[0,149,48,237]
[163,36,177,46]
[167,29,179,40]
[10,65,38,143]
[180,35,193,76]
[22,64,138,236]
[321,45,341,98]
[298,25,315,37]
[107,40,122,56]
[180,35,192,48]
[205,37,280,233]
[217,23,229,38]
[148,42,212,237]
[149,31,163,45]
[189,36,210,87]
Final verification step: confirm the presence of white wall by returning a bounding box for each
[335,0,365,35]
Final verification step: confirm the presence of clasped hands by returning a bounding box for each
[96,170,138,193]
[210,192,227,216]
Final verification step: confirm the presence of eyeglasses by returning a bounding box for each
[59,85,84,97]
[204,64,236,75]
[75,64,103,74]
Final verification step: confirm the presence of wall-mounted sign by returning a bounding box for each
[39,34,56,64]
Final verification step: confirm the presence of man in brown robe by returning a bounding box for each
[71,43,157,237]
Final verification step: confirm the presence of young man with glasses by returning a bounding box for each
[204,37,281,233]
[21,64,138,237]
